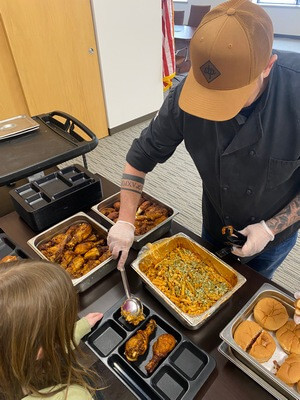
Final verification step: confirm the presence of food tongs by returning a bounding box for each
[215,225,247,258]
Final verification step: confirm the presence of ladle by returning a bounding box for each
[119,265,143,316]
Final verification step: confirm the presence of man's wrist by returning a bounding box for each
[116,220,136,231]
[260,220,275,241]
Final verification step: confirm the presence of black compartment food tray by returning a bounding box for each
[10,164,102,231]
[0,228,30,262]
[85,298,215,400]
[0,110,98,185]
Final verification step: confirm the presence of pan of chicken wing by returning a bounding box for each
[92,192,178,249]
[85,297,216,400]
[27,212,117,292]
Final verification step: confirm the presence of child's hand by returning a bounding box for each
[85,312,103,328]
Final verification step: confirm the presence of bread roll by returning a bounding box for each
[249,330,276,363]
[295,299,300,317]
[276,354,300,385]
[253,297,288,330]
[276,320,300,354]
[234,320,262,351]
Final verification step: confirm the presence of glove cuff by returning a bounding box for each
[260,220,275,241]
[116,220,136,231]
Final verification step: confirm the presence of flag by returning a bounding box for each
[162,0,175,91]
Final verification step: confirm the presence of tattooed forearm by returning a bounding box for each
[121,173,145,195]
[266,193,300,235]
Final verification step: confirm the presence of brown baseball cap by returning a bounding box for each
[179,0,274,121]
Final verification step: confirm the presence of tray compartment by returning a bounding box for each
[107,354,161,400]
[88,320,127,357]
[0,229,30,262]
[113,304,151,332]
[92,192,178,250]
[60,165,82,180]
[118,315,182,378]
[10,164,102,231]
[0,237,14,257]
[85,297,215,400]
[26,193,51,209]
[69,172,90,185]
[36,174,72,197]
[27,212,116,292]
[131,233,246,330]
[219,283,299,400]
[151,365,188,400]
[16,183,39,199]
[170,341,208,380]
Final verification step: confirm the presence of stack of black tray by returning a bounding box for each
[10,164,102,231]
[85,298,215,400]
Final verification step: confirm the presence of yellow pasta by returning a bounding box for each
[141,246,232,316]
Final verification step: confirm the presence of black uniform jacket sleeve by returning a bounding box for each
[126,86,184,172]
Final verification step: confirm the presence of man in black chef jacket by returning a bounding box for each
[107,0,300,283]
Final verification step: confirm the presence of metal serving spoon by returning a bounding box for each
[119,265,143,316]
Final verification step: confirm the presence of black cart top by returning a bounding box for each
[0,111,98,186]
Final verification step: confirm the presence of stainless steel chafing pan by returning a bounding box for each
[220,283,298,400]
[27,212,117,292]
[92,191,178,249]
[131,232,247,330]
[218,341,288,400]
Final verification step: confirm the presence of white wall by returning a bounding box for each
[91,0,163,129]
[174,0,300,36]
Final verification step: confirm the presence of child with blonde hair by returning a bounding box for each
[0,260,103,400]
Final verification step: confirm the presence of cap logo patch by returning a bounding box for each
[200,60,220,83]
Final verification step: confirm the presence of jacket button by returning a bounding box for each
[223,186,229,191]
[225,215,230,220]
[249,150,256,156]
[250,216,256,222]
[246,188,253,195]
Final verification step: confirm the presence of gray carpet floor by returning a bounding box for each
[60,118,299,294]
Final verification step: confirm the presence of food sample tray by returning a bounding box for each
[219,283,299,400]
[85,298,215,400]
[0,228,30,262]
[218,342,288,400]
[131,233,246,330]
[27,212,116,292]
[92,192,178,250]
[10,164,102,231]
[0,110,98,186]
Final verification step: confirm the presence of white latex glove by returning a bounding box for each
[107,220,135,269]
[294,292,300,325]
[231,220,274,258]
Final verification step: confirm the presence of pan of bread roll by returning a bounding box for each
[220,282,300,400]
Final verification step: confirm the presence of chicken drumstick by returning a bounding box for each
[124,319,157,362]
[145,333,176,374]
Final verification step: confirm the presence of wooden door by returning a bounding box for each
[0,14,29,119]
[0,0,108,138]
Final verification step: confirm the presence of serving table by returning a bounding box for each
[0,174,290,400]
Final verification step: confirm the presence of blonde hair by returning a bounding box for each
[0,260,96,400]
